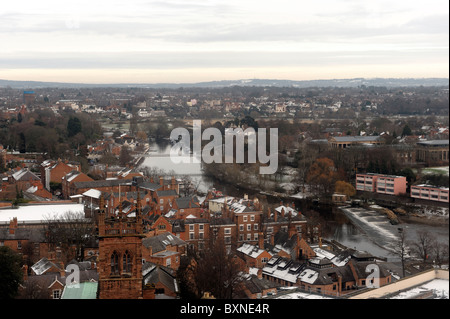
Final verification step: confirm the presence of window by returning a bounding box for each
[224,228,231,234]
[239,225,244,232]
[110,251,119,275]
[123,251,132,273]
[17,241,22,250]
[225,236,231,244]
[189,233,194,240]
[160,199,164,204]
[166,258,171,267]
[254,224,258,231]
[199,232,204,239]
[243,215,247,222]
[52,289,61,299]
[199,224,204,230]
[247,224,251,231]
[155,288,165,294]
[254,233,259,241]
[250,215,255,221]
[189,224,194,231]
[247,233,251,241]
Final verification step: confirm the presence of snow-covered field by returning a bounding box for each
[419,166,449,176]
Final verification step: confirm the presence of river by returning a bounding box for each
[139,141,449,262]
[139,140,215,193]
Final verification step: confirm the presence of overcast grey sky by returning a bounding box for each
[1,0,448,83]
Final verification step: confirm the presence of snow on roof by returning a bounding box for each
[0,203,85,222]
[313,247,336,260]
[31,257,61,276]
[331,254,352,267]
[185,214,197,219]
[237,243,267,259]
[389,279,449,299]
[65,171,81,182]
[209,196,235,204]
[12,169,38,181]
[275,205,298,217]
[82,189,102,199]
[299,269,319,284]
[12,169,26,180]
[26,186,38,194]
[262,265,298,284]
[229,201,249,213]
[164,209,177,218]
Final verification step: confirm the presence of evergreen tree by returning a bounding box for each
[401,124,412,137]
[0,246,23,299]
[67,116,82,137]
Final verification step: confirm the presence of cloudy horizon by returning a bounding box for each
[1,0,448,84]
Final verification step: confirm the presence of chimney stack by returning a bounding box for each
[22,265,28,281]
[59,262,66,278]
[9,217,18,235]
[258,232,264,250]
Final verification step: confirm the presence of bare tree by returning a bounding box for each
[432,241,449,268]
[394,228,409,278]
[42,211,95,263]
[193,236,243,299]
[410,230,436,265]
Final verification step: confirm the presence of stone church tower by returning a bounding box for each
[97,193,146,299]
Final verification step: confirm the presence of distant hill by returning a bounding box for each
[0,77,448,89]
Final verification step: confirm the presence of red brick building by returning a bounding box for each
[62,171,94,199]
[40,159,81,191]
[142,231,186,270]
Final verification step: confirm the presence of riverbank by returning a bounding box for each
[399,214,449,227]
